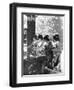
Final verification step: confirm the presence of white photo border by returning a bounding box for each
[16,7,70,84]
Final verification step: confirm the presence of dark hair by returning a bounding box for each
[33,35,38,40]
[53,34,60,41]
[44,35,49,41]
[38,34,43,40]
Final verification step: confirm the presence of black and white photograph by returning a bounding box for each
[10,3,72,87]
[22,14,64,75]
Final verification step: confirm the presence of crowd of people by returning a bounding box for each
[28,33,60,57]
[25,33,62,74]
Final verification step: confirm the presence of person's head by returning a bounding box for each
[33,35,37,41]
[44,35,49,41]
[53,34,60,41]
[38,34,43,40]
